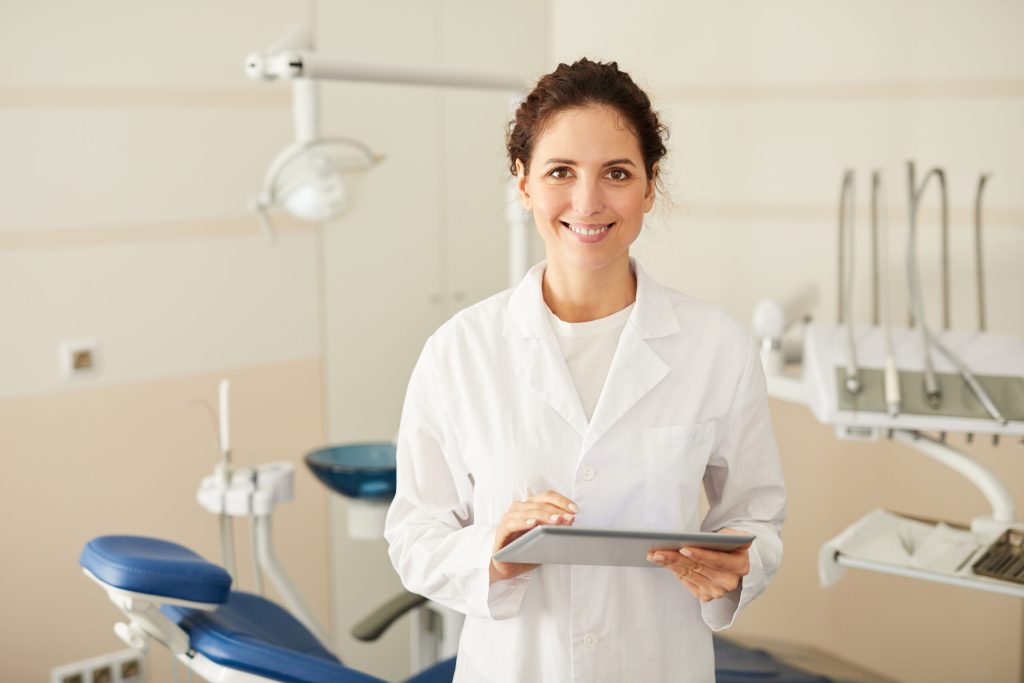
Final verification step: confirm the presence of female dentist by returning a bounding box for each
[385,58,786,683]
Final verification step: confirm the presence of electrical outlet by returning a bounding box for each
[120,657,143,681]
[51,649,145,683]
[58,339,100,379]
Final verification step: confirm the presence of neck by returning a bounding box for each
[542,256,637,323]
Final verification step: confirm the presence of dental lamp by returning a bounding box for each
[245,27,532,286]
[245,27,384,242]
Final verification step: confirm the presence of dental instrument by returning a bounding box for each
[872,172,900,417]
[838,170,862,395]
[906,163,1007,425]
[905,161,943,408]
[217,380,237,579]
[974,173,990,332]
[758,159,1023,602]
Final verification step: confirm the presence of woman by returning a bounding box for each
[385,58,786,682]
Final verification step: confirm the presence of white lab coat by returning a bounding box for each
[385,258,786,683]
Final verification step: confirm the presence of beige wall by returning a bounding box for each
[550,1,1024,682]
[0,361,329,683]
[0,1,330,682]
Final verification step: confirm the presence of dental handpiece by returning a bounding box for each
[873,171,901,417]
[906,161,941,408]
[839,170,862,395]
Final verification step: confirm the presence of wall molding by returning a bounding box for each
[655,79,1024,104]
[664,202,1024,229]
[0,213,316,250]
[0,86,291,108]
[2,203,1018,251]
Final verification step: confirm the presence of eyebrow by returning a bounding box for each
[543,158,637,168]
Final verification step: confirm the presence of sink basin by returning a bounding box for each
[304,443,397,502]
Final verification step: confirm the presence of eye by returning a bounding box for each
[547,166,573,179]
[606,168,631,181]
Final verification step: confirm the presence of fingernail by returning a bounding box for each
[652,554,665,563]
[562,513,574,521]
[549,514,561,522]
[568,503,579,513]
[526,519,536,525]
[679,548,692,557]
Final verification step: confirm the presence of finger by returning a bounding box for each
[673,568,716,602]
[677,565,733,601]
[678,546,749,575]
[648,553,739,596]
[686,561,741,594]
[515,504,576,524]
[526,490,579,515]
[649,553,723,582]
[502,508,570,534]
[512,502,577,524]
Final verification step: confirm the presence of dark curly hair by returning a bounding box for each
[507,58,668,181]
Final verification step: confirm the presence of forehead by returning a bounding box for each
[533,105,642,164]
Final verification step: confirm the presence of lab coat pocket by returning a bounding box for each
[641,421,716,529]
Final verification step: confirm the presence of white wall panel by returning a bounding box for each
[550,1,1024,85]
[0,0,309,87]
[0,232,320,398]
[0,108,292,231]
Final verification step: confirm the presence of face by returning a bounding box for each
[516,105,656,276]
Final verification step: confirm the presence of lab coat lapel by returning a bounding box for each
[504,261,589,436]
[582,260,679,454]
[513,336,589,436]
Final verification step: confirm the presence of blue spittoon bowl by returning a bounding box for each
[304,442,397,502]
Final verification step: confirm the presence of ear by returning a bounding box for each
[515,158,532,210]
[643,163,658,213]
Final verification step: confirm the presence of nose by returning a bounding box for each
[571,175,604,216]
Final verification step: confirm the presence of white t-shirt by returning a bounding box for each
[546,303,635,422]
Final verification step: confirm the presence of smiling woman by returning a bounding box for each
[516,106,655,316]
[507,59,668,322]
[385,58,786,683]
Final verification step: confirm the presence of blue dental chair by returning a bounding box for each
[80,535,455,683]
[81,534,838,683]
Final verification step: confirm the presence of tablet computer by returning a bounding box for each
[492,525,755,568]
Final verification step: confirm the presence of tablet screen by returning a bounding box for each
[493,526,755,568]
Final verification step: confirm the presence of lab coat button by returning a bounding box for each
[581,466,596,481]
[583,632,598,646]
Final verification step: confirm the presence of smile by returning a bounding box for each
[560,221,613,236]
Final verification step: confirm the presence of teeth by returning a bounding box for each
[563,222,612,236]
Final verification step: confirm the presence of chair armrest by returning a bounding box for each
[351,590,428,642]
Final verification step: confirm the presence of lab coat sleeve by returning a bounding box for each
[699,334,787,631]
[384,335,531,620]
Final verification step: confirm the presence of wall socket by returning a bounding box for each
[58,339,100,379]
[50,649,145,683]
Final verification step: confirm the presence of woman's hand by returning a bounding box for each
[490,490,578,584]
[646,528,752,602]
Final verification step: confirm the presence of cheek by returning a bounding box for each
[616,191,648,220]
[531,188,566,221]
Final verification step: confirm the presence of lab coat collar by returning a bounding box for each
[503,257,678,447]
[502,257,680,340]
